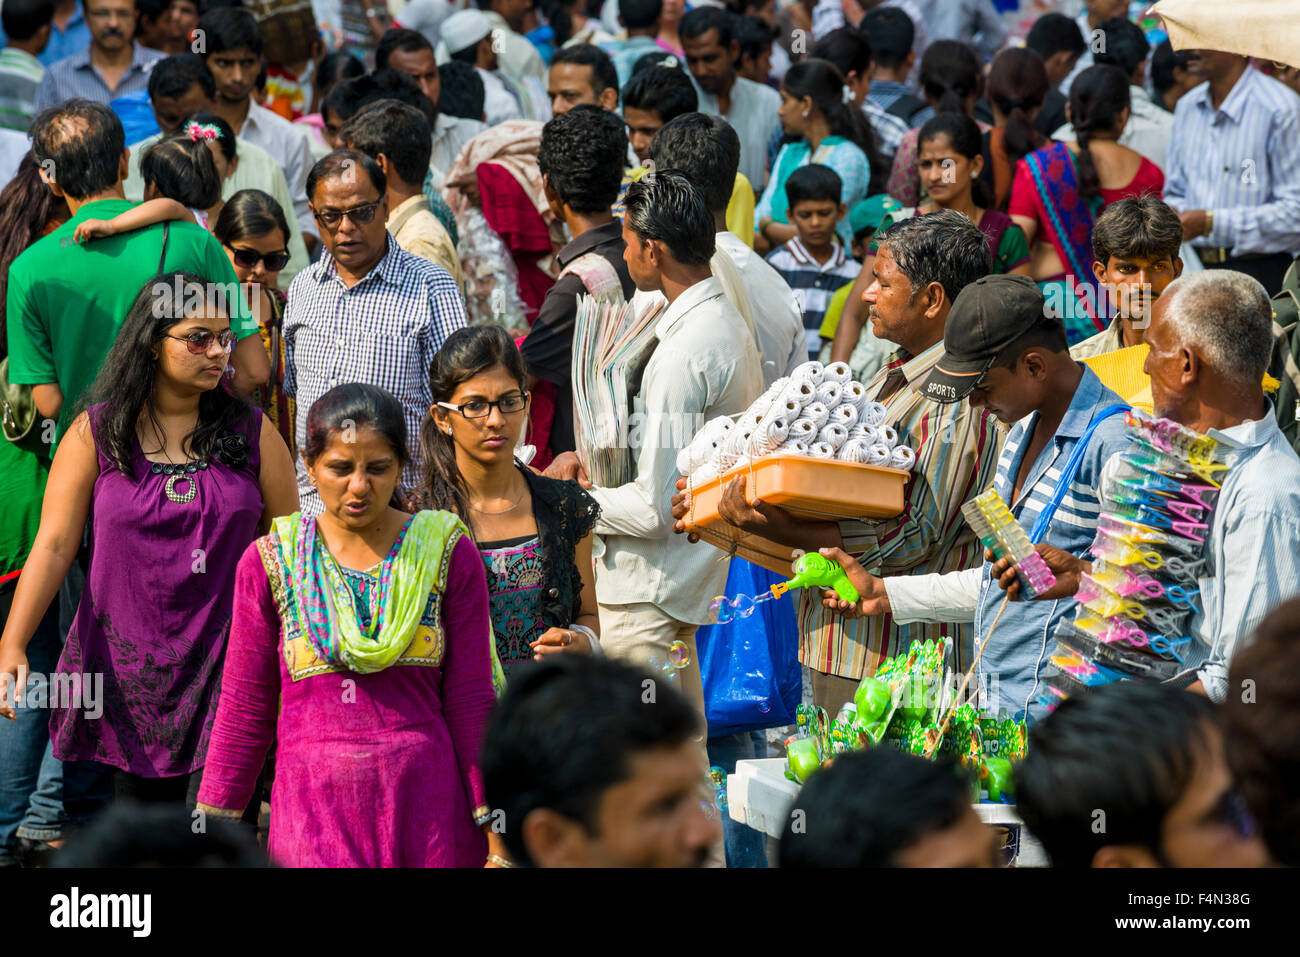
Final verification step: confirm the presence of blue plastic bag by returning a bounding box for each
[696,558,803,737]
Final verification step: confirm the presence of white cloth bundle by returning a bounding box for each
[816,422,848,450]
[778,440,810,455]
[842,380,869,409]
[849,424,878,446]
[815,379,843,407]
[760,396,801,425]
[789,360,825,386]
[838,438,874,463]
[889,446,916,470]
[860,401,887,427]
[787,417,818,443]
[747,415,791,455]
[830,402,859,429]
[688,460,721,486]
[823,361,852,385]
[780,378,816,407]
[876,425,899,449]
[866,444,892,466]
[810,441,838,458]
[802,401,830,430]
[677,415,733,471]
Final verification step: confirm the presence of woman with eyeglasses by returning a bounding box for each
[0,273,298,812]
[417,326,601,680]
[214,190,296,452]
[196,383,508,867]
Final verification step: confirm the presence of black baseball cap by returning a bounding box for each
[919,274,1048,404]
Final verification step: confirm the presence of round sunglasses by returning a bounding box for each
[224,243,290,272]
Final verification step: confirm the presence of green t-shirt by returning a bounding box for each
[0,435,50,577]
[5,200,257,439]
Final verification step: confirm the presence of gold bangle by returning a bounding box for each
[1204,209,1214,237]
[487,853,517,868]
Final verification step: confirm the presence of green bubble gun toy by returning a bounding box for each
[769,553,861,604]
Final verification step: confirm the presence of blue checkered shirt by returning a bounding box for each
[284,235,467,515]
[33,42,163,112]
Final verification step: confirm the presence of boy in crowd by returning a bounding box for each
[621,63,698,166]
[734,15,773,86]
[781,749,1000,868]
[764,164,861,360]
[1016,683,1269,867]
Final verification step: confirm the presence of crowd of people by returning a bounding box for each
[0,0,1298,870]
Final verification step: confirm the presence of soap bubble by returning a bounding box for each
[709,766,727,789]
[700,800,717,820]
[647,656,663,672]
[668,640,691,668]
[708,595,733,624]
[714,791,729,812]
[731,594,756,619]
[758,699,771,714]
[659,659,677,682]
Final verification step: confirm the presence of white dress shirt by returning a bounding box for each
[430,112,487,184]
[588,276,764,624]
[692,76,783,192]
[477,67,524,127]
[715,231,805,387]
[236,103,318,241]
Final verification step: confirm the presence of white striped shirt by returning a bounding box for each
[1164,67,1300,257]
[283,235,467,514]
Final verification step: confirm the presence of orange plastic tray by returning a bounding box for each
[683,454,909,575]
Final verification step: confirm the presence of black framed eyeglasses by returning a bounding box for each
[165,330,236,354]
[438,393,529,419]
[225,243,291,271]
[312,201,381,229]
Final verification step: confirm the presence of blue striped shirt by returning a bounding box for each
[1164,67,1300,257]
[33,42,163,113]
[973,368,1130,721]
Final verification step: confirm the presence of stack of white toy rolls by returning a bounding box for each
[675,361,916,487]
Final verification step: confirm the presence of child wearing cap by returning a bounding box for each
[765,164,863,360]
[820,275,1133,724]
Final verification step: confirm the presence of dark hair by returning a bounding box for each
[623,168,716,266]
[875,208,991,305]
[29,99,125,200]
[1223,597,1300,866]
[990,311,1068,369]
[679,5,733,47]
[917,112,994,209]
[184,109,236,163]
[341,99,432,187]
[0,154,67,359]
[630,50,684,79]
[812,26,871,81]
[140,132,222,209]
[649,112,738,215]
[622,64,697,122]
[1150,40,1193,101]
[148,53,217,104]
[779,749,970,867]
[1069,64,1131,203]
[2,0,55,41]
[52,801,269,867]
[1025,11,1086,60]
[437,61,486,120]
[136,0,171,24]
[374,26,434,70]
[82,272,253,478]
[861,6,912,71]
[303,384,411,479]
[316,51,365,100]
[785,163,841,208]
[481,654,701,868]
[782,59,884,193]
[448,35,482,65]
[920,39,982,115]
[1092,16,1150,80]
[306,149,386,204]
[197,7,263,58]
[538,105,627,214]
[1015,682,1217,868]
[326,68,436,125]
[735,14,773,67]
[421,325,527,521]
[1091,196,1183,265]
[986,47,1047,168]
[620,0,662,31]
[212,188,291,249]
[552,43,620,100]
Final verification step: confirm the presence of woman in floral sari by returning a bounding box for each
[197,384,508,867]
[1008,65,1164,344]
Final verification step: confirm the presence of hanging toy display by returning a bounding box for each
[1036,411,1230,714]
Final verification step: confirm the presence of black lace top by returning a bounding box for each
[517,465,600,627]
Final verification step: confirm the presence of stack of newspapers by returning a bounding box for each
[571,294,664,488]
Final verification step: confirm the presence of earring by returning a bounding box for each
[802,109,810,119]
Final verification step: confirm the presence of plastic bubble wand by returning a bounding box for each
[709,552,859,624]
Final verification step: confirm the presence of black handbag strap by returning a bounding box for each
[157,221,169,274]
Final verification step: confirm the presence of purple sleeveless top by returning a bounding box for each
[50,403,265,777]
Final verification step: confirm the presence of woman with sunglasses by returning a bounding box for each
[0,273,298,812]
[418,326,601,680]
[214,190,296,451]
[196,383,507,867]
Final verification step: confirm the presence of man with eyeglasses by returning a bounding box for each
[1015,682,1270,867]
[283,149,467,517]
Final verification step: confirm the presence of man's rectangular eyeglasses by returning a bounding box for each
[312,202,381,229]
[438,393,529,418]
[165,330,236,354]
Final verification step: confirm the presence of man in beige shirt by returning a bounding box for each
[340,99,465,291]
